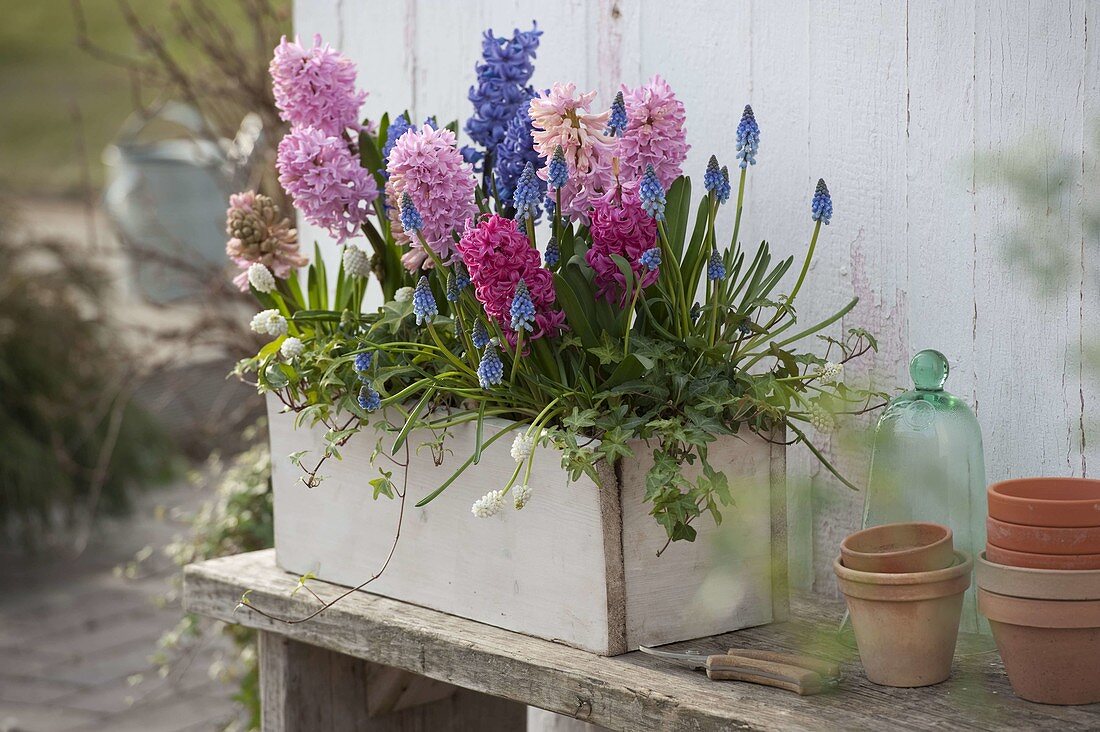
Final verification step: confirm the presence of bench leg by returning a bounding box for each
[258,631,526,731]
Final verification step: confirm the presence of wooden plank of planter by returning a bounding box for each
[184,550,1100,732]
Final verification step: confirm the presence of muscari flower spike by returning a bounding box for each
[736,105,760,168]
[477,340,504,389]
[639,165,666,221]
[707,247,726,281]
[354,350,373,373]
[510,280,537,332]
[544,236,560,268]
[513,162,541,220]
[811,178,833,225]
[639,247,661,272]
[399,191,423,233]
[607,90,627,137]
[412,275,438,325]
[446,273,461,302]
[547,145,568,190]
[703,155,723,195]
[454,260,471,290]
[471,319,490,350]
[717,165,732,205]
[358,384,382,413]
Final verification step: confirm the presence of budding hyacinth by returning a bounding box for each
[454,260,471,290]
[394,286,414,303]
[477,341,504,389]
[412,276,438,326]
[510,433,534,463]
[513,483,532,510]
[353,351,374,373]
[471,489,507,518]
[717,165,732,205]
[471,319,490,350]
[736,105,760,168]
[399,191,423,233]
[809,401,836,433]
[811,178,833,225]
[816,361,844,384]
[544,236,560,268]
[250,309,287,337]
[606,91,627,137]
[639,247,661,272]
[342,244,372,278]
[703,155,723,195]
[513,162,541,220]
[247,263,276,293]
[358,385,382,413]
[446,273,461,302]
[707,247,726,281]
[639,165,666,221]
[509,280,536,333]
[280,336,304,360]
[547,145,568,189]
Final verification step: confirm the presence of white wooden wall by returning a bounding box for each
[294,0,1100,592]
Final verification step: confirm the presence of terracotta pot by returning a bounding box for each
[834,551,972,687]
[840,522,954,574]
[987,517,1100,555]
[978,588,1100,704]
[985,543,1100,571]
[988,477,1100,528]
[976,552,1100,600]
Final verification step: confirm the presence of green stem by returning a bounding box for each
[623,281,643,357]
[787,219,822,308]
[729,167,748,252]
[510,329,525,383]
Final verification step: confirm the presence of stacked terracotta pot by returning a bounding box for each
[834,522,972,687]
[979,477,1100,705]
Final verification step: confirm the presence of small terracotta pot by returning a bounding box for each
[978,588,1100,705]
[987,517,1100,555]
[988,477,1100,528]
[834,551,972,687]
[976,552,1100,600]
[840,522,954,574]
[986,543,1100,570]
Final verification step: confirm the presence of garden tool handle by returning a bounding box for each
[704,655,825,695]
[726,648,841,679]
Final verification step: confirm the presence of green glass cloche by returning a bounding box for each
[862,349,988,633]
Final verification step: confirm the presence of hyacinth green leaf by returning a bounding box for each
[257,336,285,360]
[664,176,692,260]
[605,354,653,389]
[609,254,635,334]
[681,196,713,300]
[286,270,307,311]
[415,422,523,507]
[359,128,385,188]
[314,243,328,308]
[333,252,350,311]
[557,224,576,264]
[391,385,436,455]
[553,272,599,350]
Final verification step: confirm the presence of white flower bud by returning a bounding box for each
[250,309,287,337]
[280,336,304,360]
[816,361,844,384]
[510,433,534,463]
[471,489,506,518]
[247,263,276,293]
[394,286,414,303]
[342,245,372,278]
[513,484,532,510]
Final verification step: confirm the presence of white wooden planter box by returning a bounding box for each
[269,398,788,655]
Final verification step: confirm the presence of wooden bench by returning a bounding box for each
[184,550,1100,731]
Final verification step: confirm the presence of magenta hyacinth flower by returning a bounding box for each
[585,181,660,304]
[276,126,378,244]
[616,75,690,188]
[385,124,478,271]
[269,34,367,137]
[456,215,565,343]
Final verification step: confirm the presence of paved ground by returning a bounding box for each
[0,480,244,732]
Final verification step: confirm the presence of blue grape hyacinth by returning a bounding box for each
[717,165,731,205]
[399,192,423,233]
[358,385,382,413]
[707,247,726,281]
[544,236,560,268]
[607,90,627,137]
[811,178,833,225]
[353,351,373,373]
[639,165,666,221]
[704,155,723,194]
[510,280,536,332]
[513,162,541,220]
[736,105,760,168]
[471,319,490,350]
[446,273,461,302]
[639,247,661,272]
[547,145,568,190]
[412,275,438,325]
[466,23,542,152]
[477,341,505,389]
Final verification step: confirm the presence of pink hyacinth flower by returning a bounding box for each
[585,181,660,304]
[616,75,690,189]
[269,34,367,137]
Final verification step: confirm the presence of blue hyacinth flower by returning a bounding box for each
[353,351,373,373]
[639,247,661,272]
[358,385,382,412]
[510,280,536,332]
[736,104,760,168]
[547,145,568,190]
[412,276,438,326]
[477,341,504,389]
[707,247,726,281]
[607,90,627,137]
[544,236,560,268]
[717,165,732,205]
[811,178,833,225]
[399,192,423,233]
[513,162,541,220]
[471,319,490,350]
[639,165,666,221]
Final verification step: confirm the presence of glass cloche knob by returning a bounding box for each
[909,349,949,391]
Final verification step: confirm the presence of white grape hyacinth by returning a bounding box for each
[280,336,304,360]
[816,361,844,384]
[510,433,534,463]
[512,484,532,510]
[394,286,414,302]
[809,402,836,433]
[471,489,507,518]
[342,245,371,278]
[247,262,276,293]
[250,309,287,337]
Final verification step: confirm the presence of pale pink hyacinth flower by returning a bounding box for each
[225,191,307,291]
[269,34,367,137]
[385,124,477,271]
[529,83,614,224]
[616,75,690,188]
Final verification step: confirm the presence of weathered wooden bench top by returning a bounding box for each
[184,550,1100,731]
